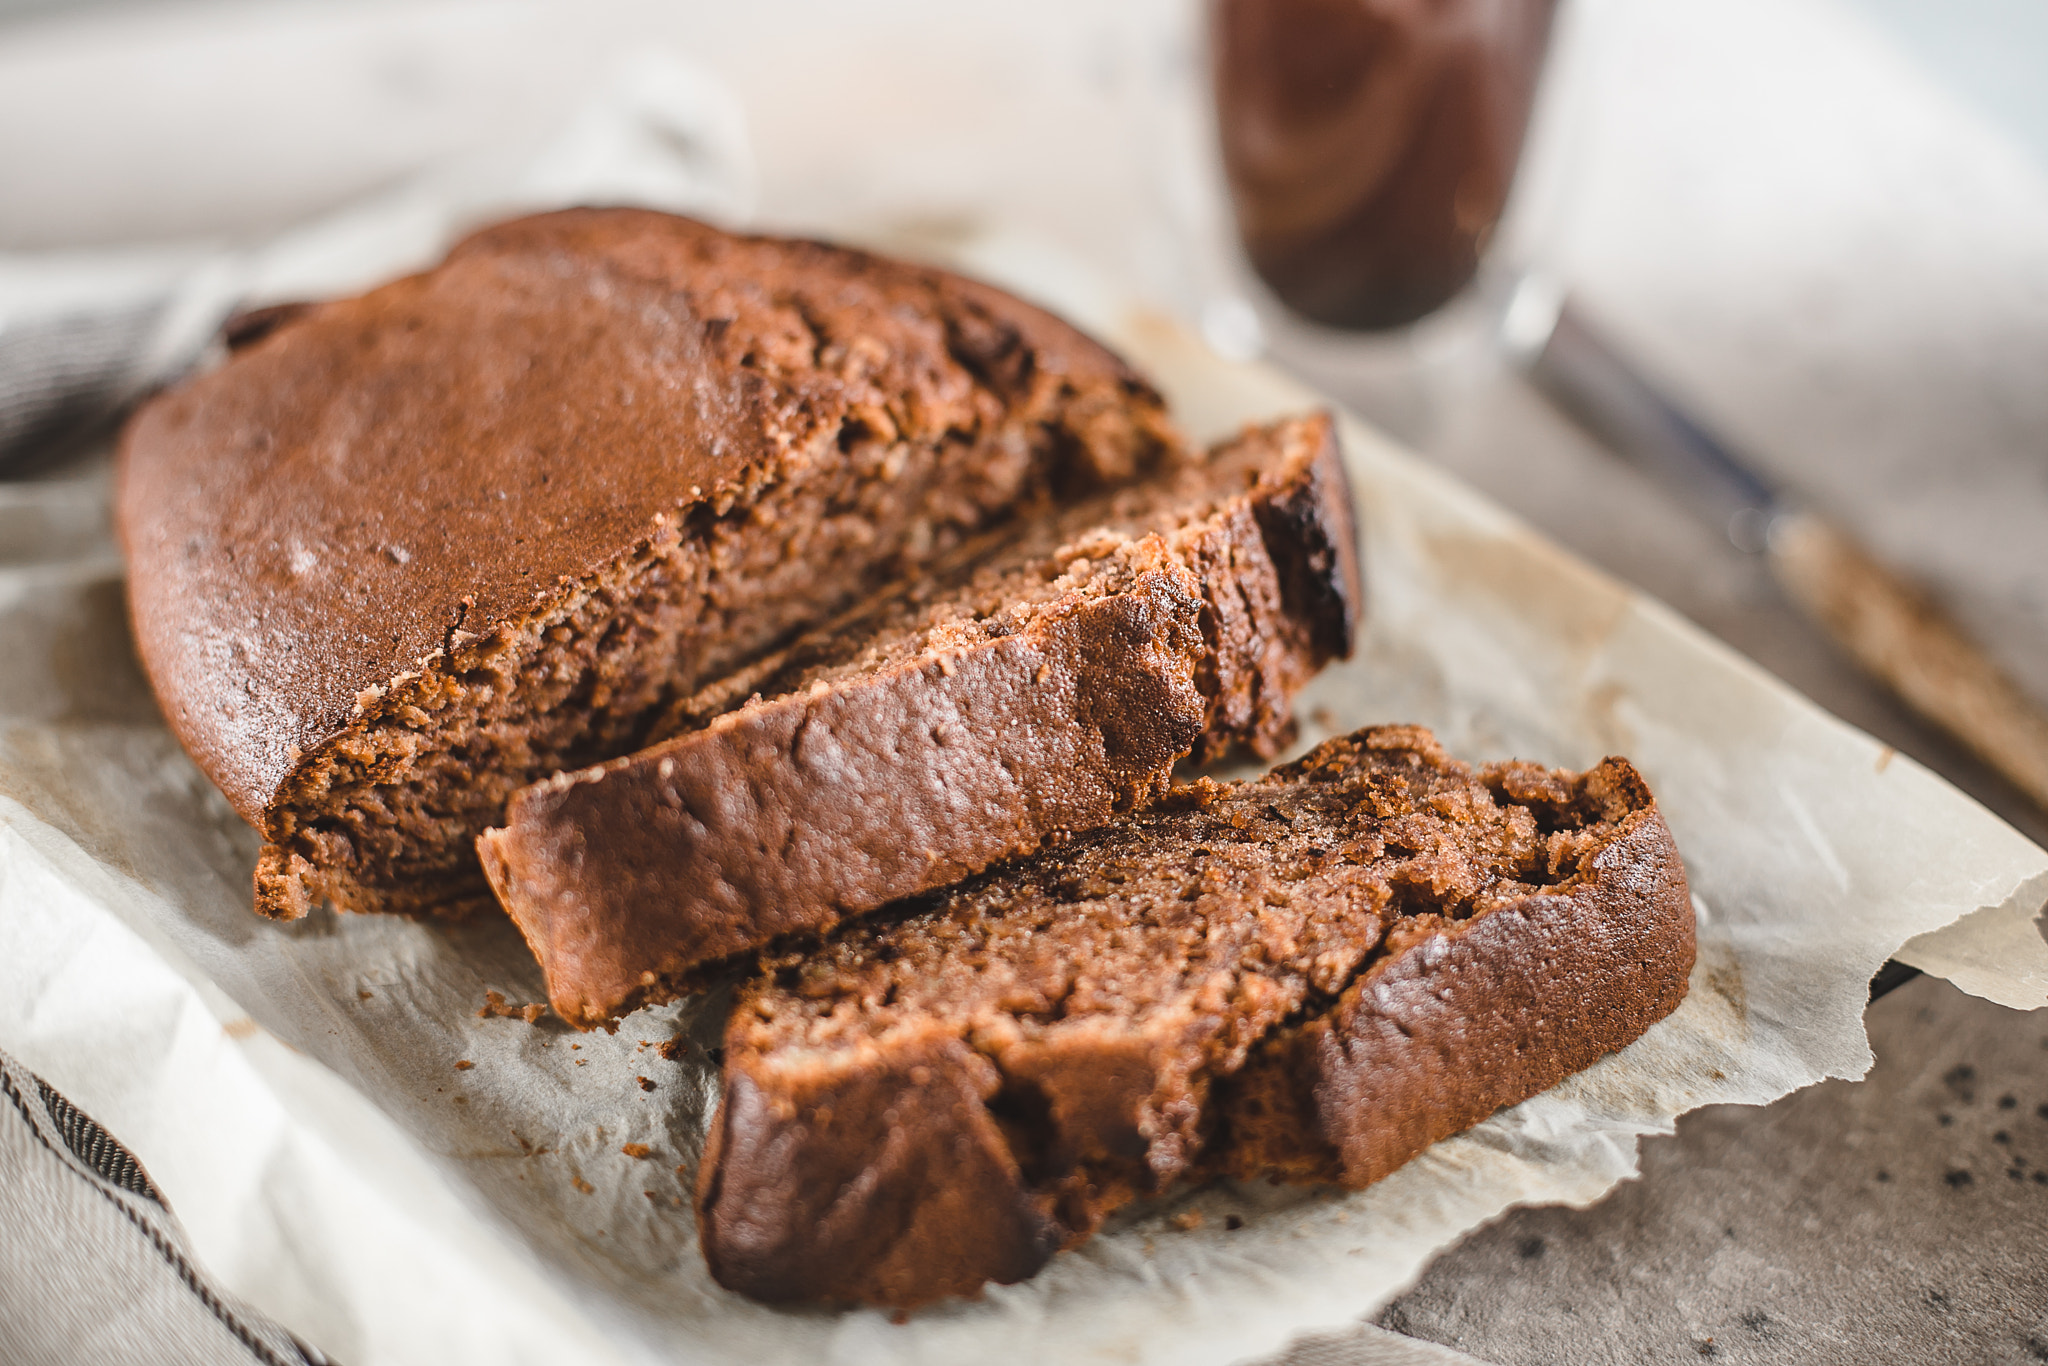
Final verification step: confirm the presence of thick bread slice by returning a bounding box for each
[1210,785,1695,1188]
[117,208,1183,920]
[479,413,1360,1026]
[696,726,1694,1308]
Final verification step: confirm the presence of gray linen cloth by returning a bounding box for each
[0,298,177,460]
[0,1046,331,1366]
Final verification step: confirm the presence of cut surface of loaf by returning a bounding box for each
[116,208,1182,920]
[696,725,1694,1309]
[479,413,1359,1027]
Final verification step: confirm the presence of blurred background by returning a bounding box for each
[4,1,2046,1361]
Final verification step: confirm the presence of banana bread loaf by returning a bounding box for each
[480,413,1359,1027]
[116,208,1182,920]
[697,725,1694,1308]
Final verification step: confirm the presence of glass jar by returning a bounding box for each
[1211,0,1558,330]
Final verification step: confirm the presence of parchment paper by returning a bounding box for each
[3,131,2047,1366]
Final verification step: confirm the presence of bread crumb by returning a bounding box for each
[357,989,373,1001]
[478,989,548,1023]
[676,1165,689,1179]
[453,1096,468,1105]
[453,1060,474,1071]
[1169,1209,1205,1232]
[637,1076,657,1092]
[658,1035,689,1061]
[622,1143,653,1159]
[572,1177,594,1195]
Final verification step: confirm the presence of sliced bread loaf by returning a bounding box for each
[479,413,1359,1026]
[696,725,1693,1308]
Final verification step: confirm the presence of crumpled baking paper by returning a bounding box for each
[2,90,2046,1366]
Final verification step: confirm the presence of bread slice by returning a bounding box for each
[116,208,1183,921]
[695,726,1694,1308]
[478,413,1359,1027]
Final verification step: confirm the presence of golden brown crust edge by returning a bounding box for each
[697,1033,1069,1307]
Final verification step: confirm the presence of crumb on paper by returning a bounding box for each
[636,1076,657,1092]
[454,1059,474,1071]
[622,1143,653,1159]
[644,1190,659,1201]
[576,1059,587,1067]
[675,1164,688,1179]
[357,989,373,1001]
[572,1177,594,1195]
[1169,1209,1205,1232]
[453,1096,468,1105]
[658,1035,688,1061]
[478,989,548,1023]
[1876,746,1897,773]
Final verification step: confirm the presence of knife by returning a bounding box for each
[1500,273,2048,817]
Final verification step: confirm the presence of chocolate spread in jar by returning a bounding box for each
[1211,0,1556,330]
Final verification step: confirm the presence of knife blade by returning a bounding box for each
[1500,273,2048,816]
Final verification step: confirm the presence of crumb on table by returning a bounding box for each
[478,989,549,1023]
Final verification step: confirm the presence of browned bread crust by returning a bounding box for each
[696,726,1694,1308]
[115,208,1182,920]
[480,413,1359,1027]
[1210,780,1693,1188]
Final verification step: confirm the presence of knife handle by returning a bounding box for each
[1767,510,2048,813]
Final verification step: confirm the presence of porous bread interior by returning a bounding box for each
[255,383,1176,921]
[730,727,1646,1229]
[658,426,1291,743]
